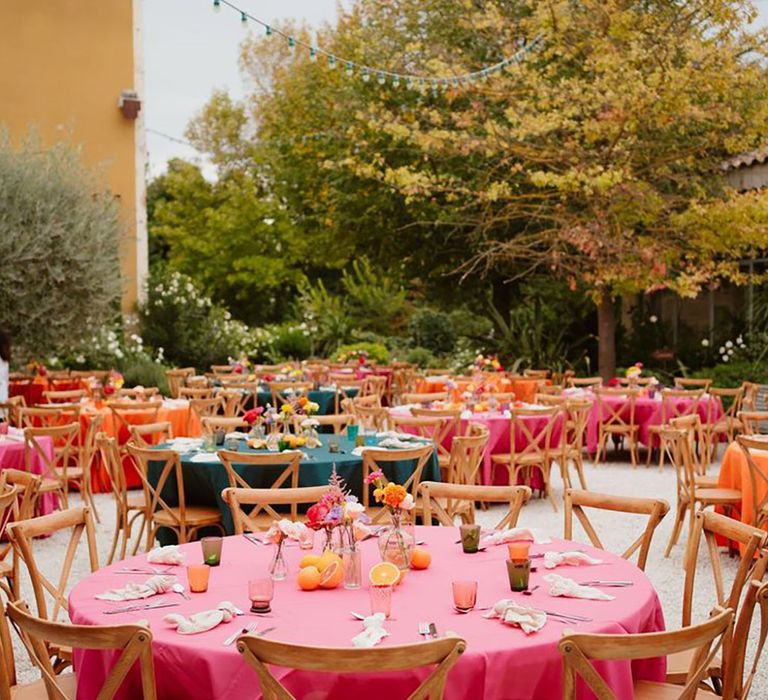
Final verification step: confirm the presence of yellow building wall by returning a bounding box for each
[0,0,146,312]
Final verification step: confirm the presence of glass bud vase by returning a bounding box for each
[378,513,415,570]
[342,547,362,589]
[269,544,288,581]
[248,424,265,440]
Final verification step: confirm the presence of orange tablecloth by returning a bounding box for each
[718,440,768,538]
[412,377,541,403]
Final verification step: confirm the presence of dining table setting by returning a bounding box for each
[68,525,666,699]
[0,425,58,515]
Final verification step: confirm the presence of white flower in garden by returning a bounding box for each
[725,341,733,348]
[76,354,85,364]
[701,339,710,347]
[722,354,729,362]
[263,218,275,226]
[719,346,725,354]
[649,315,658,323]
[728,348,734,356]
[114,348,124,359]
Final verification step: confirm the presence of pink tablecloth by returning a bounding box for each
[0,433,59,515]
[69,529,665,700]
[585,395,722,453]
[390,408,564,490]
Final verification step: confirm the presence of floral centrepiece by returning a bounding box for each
[365,470,415,570]
[472,354,504,373]
[103,370,124,396]
[265,519,308,581]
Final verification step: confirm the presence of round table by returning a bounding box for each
[0,429,58,515]
[69,529,665,699]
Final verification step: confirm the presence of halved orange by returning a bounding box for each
[369,561,401,587]
[318,560,343,589]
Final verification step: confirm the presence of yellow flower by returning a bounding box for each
[373,487,384,502]
[280,404,294,414]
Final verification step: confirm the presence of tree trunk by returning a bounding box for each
[597,288,616,381]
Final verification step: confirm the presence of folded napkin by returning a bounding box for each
[376,430,416,441]
[164,601,238,635]
[483,600,547,634]
[460,410,473,419]
[190,452,221,463]
[378,437,417,449]
[167,437,203,453]
[147,545,186,566]
[96,575,176,602]
[543,574,615,601]
[482,528,552,546]
[225,431,248,440]
[352,613,389,648]
[0,433,23,443]
[543,551,602,569]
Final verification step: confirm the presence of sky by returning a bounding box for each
[143,0,768,178]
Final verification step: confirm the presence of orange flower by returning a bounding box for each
[382,484,407,508]
[298,396,308,406]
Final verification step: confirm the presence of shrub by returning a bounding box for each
[119,354,170,394]
[405,346,437,369]
[334,342,390,365]
[409,309,455,355]
[0,131,122,357]
[269,322,312,360]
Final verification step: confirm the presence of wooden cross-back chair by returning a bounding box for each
[222,485,329,534]
[741,382,761,412]
[179,387,214,400]
[559,608,733,700]
[70,369,110,383]
[117,387,160,400]
[237,635,466,700]
[563,489,670,571]
[535,394,568,407]
[361,444,434,524]
[107,402,161,460]
[663,428,743,557]
[7,506,98,629]
[419,482,531,529]
[0,485,18,597]
[669,415,710,480]
[0,470,40,597]
[268,382,313,409]
[189,397,224,432]
[165,367,195,398]
[309,414,354,435]
[7,599,158,700]
[592,388,639,466]
[735,435,768,530]
[557,399,591,490]
[721,580,768,700]
[737,411,768,437]
[411,408,462,477]
[523,369,549,379]
[390,415,446,455]
[200,416,248,435]
[490,406,561,511]
[400,392,449,406]
[703,387,745,462]
[353,405,389,432]
[443,423,489,486]
[98,434,149,562]
[43,389,86,404]
[566,377,602,388]
[674,377,713,392]
[332,378,365,413]
[647,389,704,469]
[391,367,416,405]
[0,395,26,426]
[217,389,249,418]
[127,444,224,546]
[20,405,80,430]
[667,511,768,690]
[129,421,173,448]
[536,384,564,396]
[24,423,82,510]
[618,376,654,386]
[361,375,388,402]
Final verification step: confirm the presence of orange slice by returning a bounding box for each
[318,560,343,589]
[369,561,401,586]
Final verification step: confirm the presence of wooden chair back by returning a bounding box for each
[741,382,761,412]
[535,394,568,406]
[7,599,157,699]
[108,402,161,448]
[400,392,449,405]
[508,406,560,465]
[674,377,713,391]
[659,388,704,425]
[411,408,461,457]
[737,411,768,436]
[566,377,602,388]
[0,469,41,522]
[0,484,18,596]
[348,394,382,409]
[179,387,214,400]
[311,414,354,435]
[200,416,248,435]
[523,369,549,379]
[43,389,86,403]
[70,369,110,383]
[268,382,313,409]
[0,396,26,427]
[20,405,80,430]
[165,367,195,399]
[443,426,489,485]
[709,387,744,422]
[361,444,434,522]
[189,397,225,429]
[667,416,704,476]
[361,375,387,400]
[237,634,466,700]
[593,388,638,432]
[420,482,530,529]
[24,422,80,484]
[563,489,670,571]
[117,387,160,400]
[618,376,653,386]
[536,384,564,396]
[129,421,174,448]
[222,485,328,534]
[218,389,248,418]
[559,608,733,700]
[735,435,768,529]
[390,415,447,453]
[564,399,592,451]
[6,506,98,621]
[353,405,389,431]
[218,449,301,498]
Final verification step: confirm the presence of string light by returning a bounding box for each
[208,0,541,89]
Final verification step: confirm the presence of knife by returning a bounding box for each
[428,622,438,639]
[103,601,180,615]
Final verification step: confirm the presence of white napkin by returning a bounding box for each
[225,431,249,440]
[378,437,416,449]
[0,433,23,443]
[482,528,552,546]
[164,601,238,635]
[483,600,547,634]
[543,551,603,569]
[190,452,221,463]
[351,613,389,648]
[460,410,473,419]
[96,575,176,602]
[543,574,615,601]
[147,545,186,566]
[167,438,202,453]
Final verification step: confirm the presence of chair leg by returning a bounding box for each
[574,453,588,489]
[664,501,688,557]
[658,436,666,470]
[629,435,638,467]
[646,440,653,467]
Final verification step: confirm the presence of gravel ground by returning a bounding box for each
[8,450,767,696]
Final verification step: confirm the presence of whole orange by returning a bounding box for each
[297,566,321,591]
[410,547,431,570]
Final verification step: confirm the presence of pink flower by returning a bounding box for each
[306,503,329,530]
[364,469,384,485]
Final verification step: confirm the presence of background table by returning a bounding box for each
[0,431,58,515]
[149,435,441,541]
[69,528,665,699]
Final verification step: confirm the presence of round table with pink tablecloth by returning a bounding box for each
[0,429,59,515]
[69,527,665,699]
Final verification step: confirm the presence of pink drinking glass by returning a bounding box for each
[248,577,274,613]
[452,580,478,612]
[369,584,393,618]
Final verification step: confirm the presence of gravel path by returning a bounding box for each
[8,451,767,696]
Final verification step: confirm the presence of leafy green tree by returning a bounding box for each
[0,131,121,358]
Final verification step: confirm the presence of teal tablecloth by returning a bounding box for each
[214,384,358,416]
[148,434,439,545]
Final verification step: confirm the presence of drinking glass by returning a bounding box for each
[507,559,531,592]
[452,580,478,612]
[347,424,359,441]
[187,564,210,593]
[507,542,531,561]
[364,429,377,447]
[223,438,240,451]
[298,528,315,551]
[369,584,392,618]
[459,524,481,553]
[201,536,223,566]
[202,434,215,452]
[248,577,274,613]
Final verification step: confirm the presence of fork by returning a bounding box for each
[223,622,258,646]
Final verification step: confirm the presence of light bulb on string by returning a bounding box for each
[240,12,247,26]
[212,0,221,12]
[287,36,296,51]
[392,76,400,88]
[361,68,370,82]
[328,55,337,69]
[265,25,272,37]
[377,72,386,85]
[345,62,354,76]
[309,47,317,61]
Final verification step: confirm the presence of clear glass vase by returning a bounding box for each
[248,424,265,440]
[378,513,415,570]
[342,547,362,589]
[269,544,288,581]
